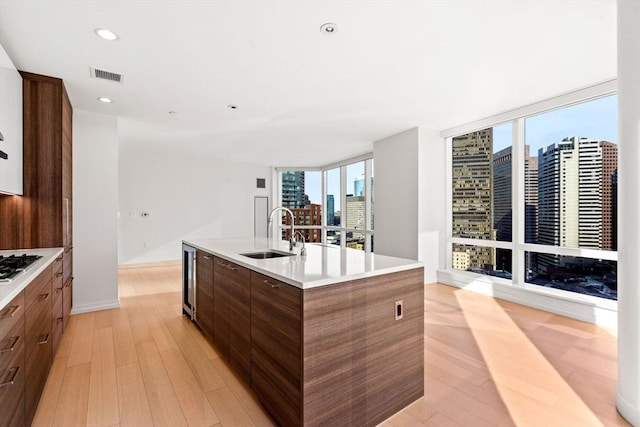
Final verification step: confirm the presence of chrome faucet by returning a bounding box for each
[293,231,306,256]
[268,207,296,251]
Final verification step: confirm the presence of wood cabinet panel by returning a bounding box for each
[25,264,51,311]
[0,291,25,340]
[0,335,25,427]
[25,327,51,425]
[250,272,301,427]
[195,250,214,340]
[223,261,251,383]
[62,277,73,331]
[51,264,64,355]
[0,71,72,255]
[0,298,25,427]
[302,268,424,426]
[212,258,229,358]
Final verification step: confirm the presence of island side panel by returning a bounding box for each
[302,267,424,426]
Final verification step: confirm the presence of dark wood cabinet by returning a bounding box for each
[251,272,302,427]
[0,291,26,427]
[51,255,64,355]
[184,246,423,427]
[217,258,251,383]
[0,72,73,253]
[24,264,53,426]
[194,250,214,341]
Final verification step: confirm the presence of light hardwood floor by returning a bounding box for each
[32,263,629,427]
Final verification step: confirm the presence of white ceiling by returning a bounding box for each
[0,1,616,167]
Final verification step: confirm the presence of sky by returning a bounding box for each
[303,162,366,212]
[493,94,617,153]
[290,95,616,211]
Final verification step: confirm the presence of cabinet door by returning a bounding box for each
[251,272,302,427]
[62,277,73,331]
[195,250,214,341]
[0,312,25,427]
[212,257,229,358]
[224,261,251,383]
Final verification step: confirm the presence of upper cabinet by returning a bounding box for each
[0,44,23,195]
[0,72,72,251]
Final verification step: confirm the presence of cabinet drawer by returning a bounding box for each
[0,291,25,340]
[25,293,51,360]
[62,278,73,331]
[0,353,25,427]
[0,314,24,375]
[25,265,51,311]
[25,330,51,425]
[63,247,73,284]
[51,314,64,356]
[52,252,63,277]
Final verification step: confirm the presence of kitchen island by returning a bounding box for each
[183,237,424,427]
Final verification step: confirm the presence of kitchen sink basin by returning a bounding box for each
[240,250,295,259]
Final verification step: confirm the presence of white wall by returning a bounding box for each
[373,127,447,283]
[73,110,120,313]
[417,128,447,283]
[118,141,272,264]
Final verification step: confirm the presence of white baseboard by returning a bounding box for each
[71,299,120,315]
[436,269,617,329]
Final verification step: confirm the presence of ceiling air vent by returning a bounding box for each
[90,67,124,83]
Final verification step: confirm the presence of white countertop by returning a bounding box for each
[0,247,64,310]
[183,237,423,289]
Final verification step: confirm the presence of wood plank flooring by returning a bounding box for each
[32,263,629,426]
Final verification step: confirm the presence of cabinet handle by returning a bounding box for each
[262,279,279,289]
[217,261,238,271]
[56,256,63,262]
[203,255,212,260]
[55,287,63,294]
[57,317,64,324]
[0,305,19,319]
[38,293,50,302]
[38,334,50,345]
[56,272,63,277]
[0,336,19,353]
[0,367,19,388]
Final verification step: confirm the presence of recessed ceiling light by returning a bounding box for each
[227,104,239,110]
[320,23,337,34]
[97,97,113,103]
[94,28,119,41]
[168,111,177,115]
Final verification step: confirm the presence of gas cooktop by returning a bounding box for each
[0,254,42,282]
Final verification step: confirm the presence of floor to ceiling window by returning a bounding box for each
[448,91,617,301]
[277,156,374,253]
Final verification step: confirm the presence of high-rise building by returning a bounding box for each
[537,137,617,269]
[493,146,512,271]
[281,171,306,209]
[327,194,335,226]
[452,129,494,270]
[287,203,322,243]
[524,146,539,244]
[600,141,618,250]
[354,175,365,196]
[346,195,365,230]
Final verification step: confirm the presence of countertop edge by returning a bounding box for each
[0,248,64,310]
[183,239,424,289]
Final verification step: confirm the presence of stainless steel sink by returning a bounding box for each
[240,250,295,259]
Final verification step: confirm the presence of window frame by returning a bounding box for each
[275,154,375,253]
[443,79,618,306]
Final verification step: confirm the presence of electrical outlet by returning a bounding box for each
[395,300,403,320]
